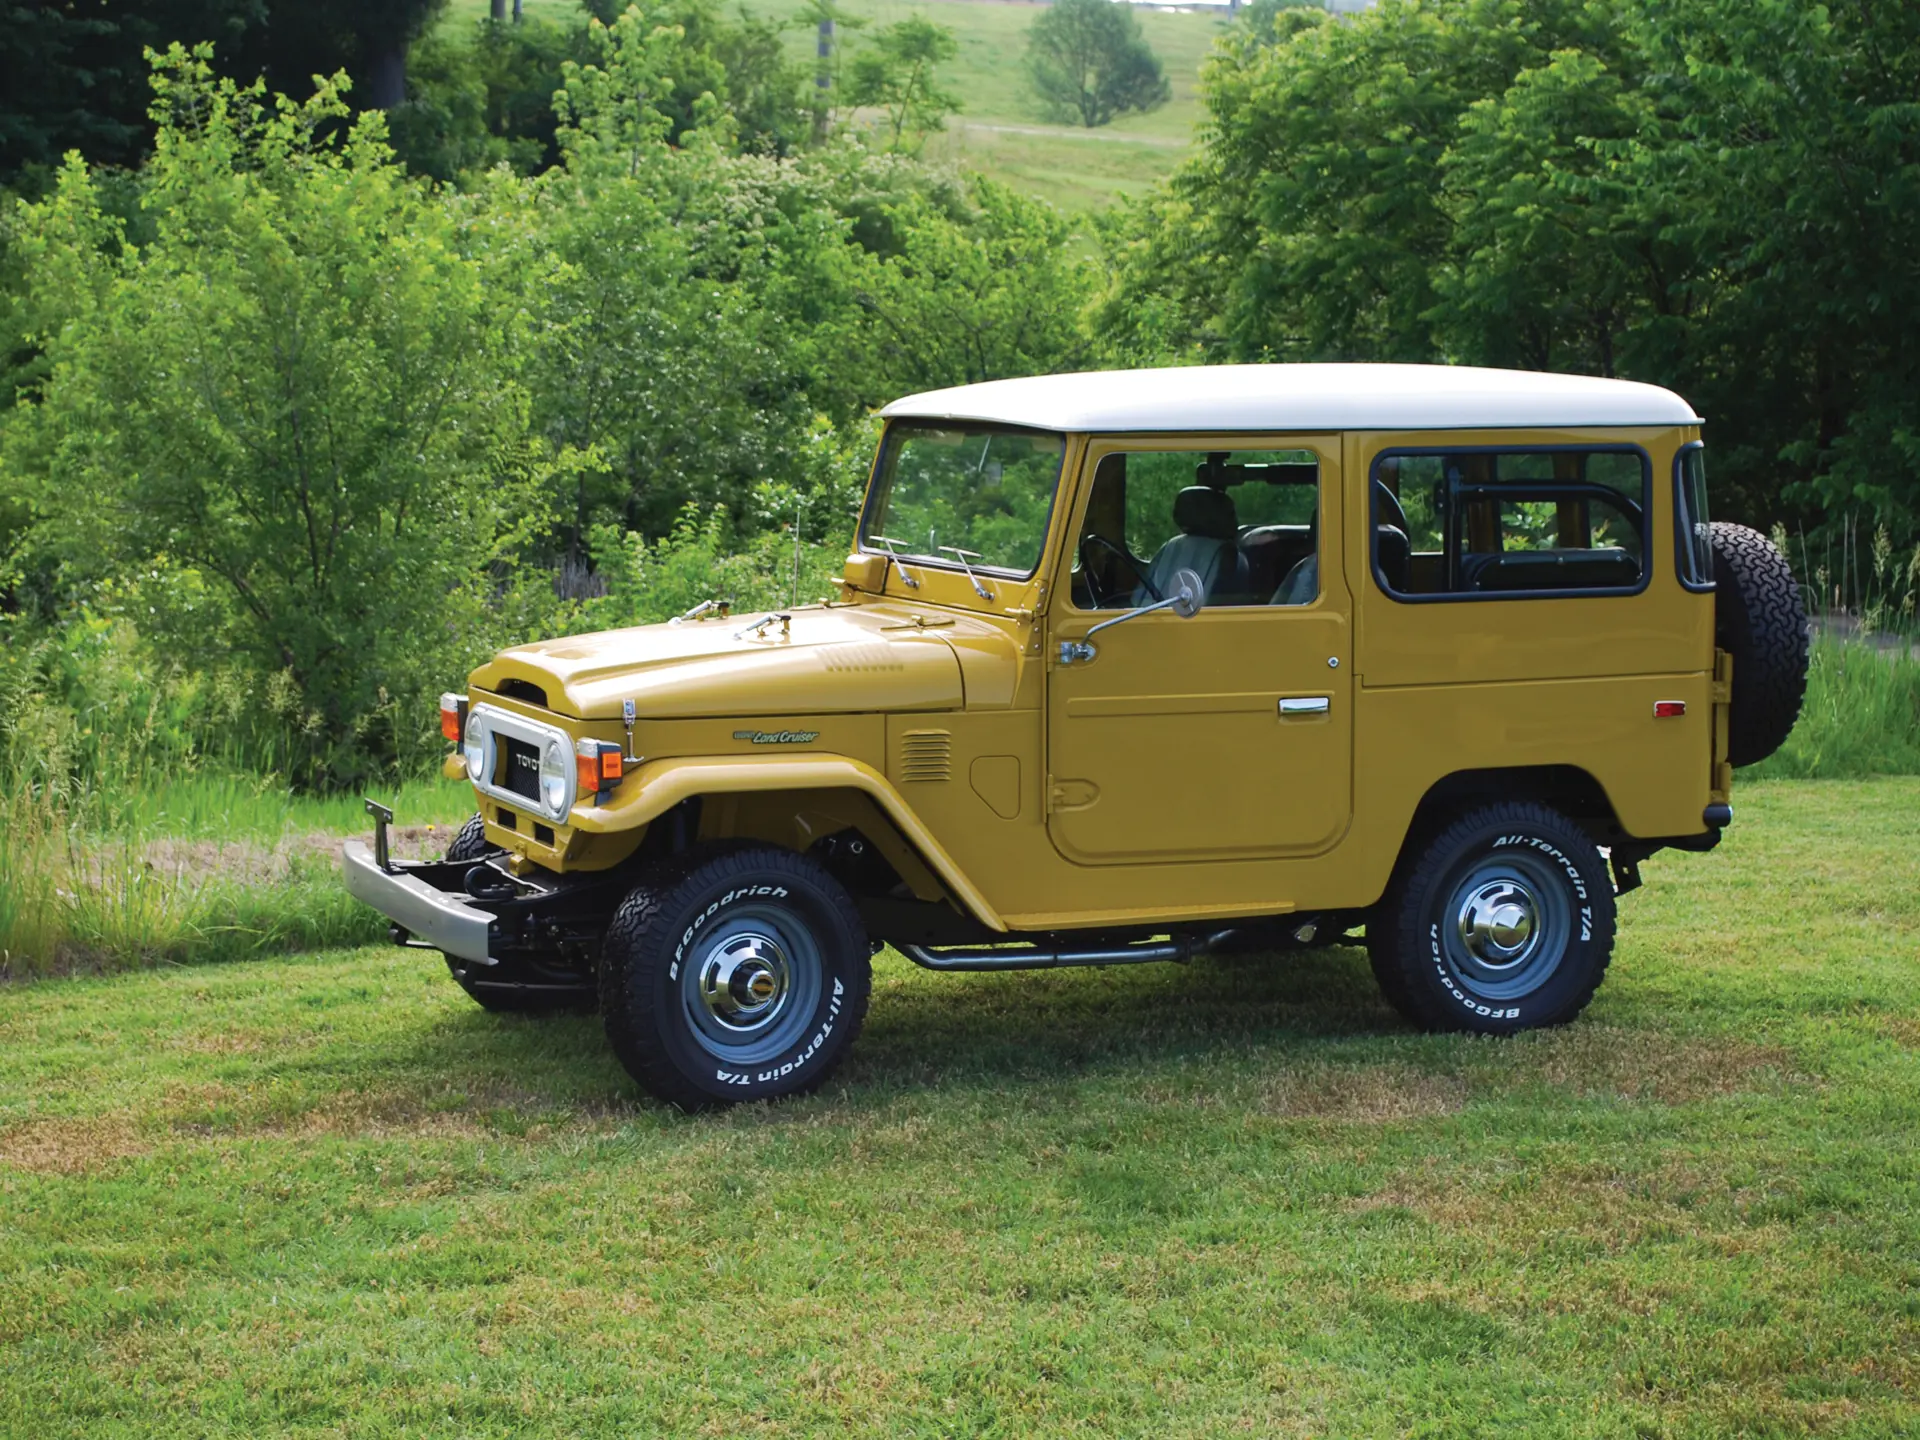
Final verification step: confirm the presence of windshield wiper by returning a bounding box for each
[866,536,922,589]
[668,598,730,625]
[937,546,994,600]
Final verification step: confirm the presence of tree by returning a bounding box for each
[1099,0,1920,541]
[0,0,449,188]
[0,0,264,186]
[845,19,960,154]
[3,48,555,785]
[1026,0,1169,129]
[849,177,1097,390]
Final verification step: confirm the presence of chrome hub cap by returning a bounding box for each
[1439,855,1571,1002]
[1455,880,1539,970]
[695,933,792,1034]
[678,904,825,1066]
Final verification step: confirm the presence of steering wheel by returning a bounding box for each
[1079,532,1159,606]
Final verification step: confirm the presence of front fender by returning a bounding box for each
[571,753,1006,933]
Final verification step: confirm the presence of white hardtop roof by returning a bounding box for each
[879,363,1702,432]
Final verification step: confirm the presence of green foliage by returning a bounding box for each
[0,0,453,188]
[579,501,849,632]
[1748,639,1920,781]
[0,36,1102,804]
[1027,0,1171,129]
[1103,0,1920,540]
[848,175,1098,391]
[4,49,566,787]
[844,18,960,155]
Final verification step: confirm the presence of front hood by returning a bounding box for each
[469,605,967,720]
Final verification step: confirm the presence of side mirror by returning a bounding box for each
[842,553,888,593]
[1167,567,1205,619]
[1060,567,1208,665]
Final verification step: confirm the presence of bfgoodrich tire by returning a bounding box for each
[1710,521,1809,767]
[1370,802,1616,1035]
[600,845,873,1110]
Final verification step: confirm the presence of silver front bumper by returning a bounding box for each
[341,839,497,964]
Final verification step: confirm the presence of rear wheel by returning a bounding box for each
[600,845,873,1110]
[1370,802,1615,1034]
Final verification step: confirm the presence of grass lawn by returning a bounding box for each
[441,0,1227,208]
[3,777,1918,1434]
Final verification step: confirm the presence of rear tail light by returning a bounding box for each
[439,692,467,743]
[575,738,625,798]
[1653,700,1687,719]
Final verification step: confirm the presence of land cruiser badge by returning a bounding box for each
[733,729,820,745]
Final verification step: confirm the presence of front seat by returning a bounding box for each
[1373,479,1413,593]
[1134,487,1249,605]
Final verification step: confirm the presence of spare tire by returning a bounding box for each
[1709,521,1808,767]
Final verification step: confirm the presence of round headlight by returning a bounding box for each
[463,722,486,783]
[539,739,570,818]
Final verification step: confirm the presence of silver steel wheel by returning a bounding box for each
[1439,853,1571,1001]
[679,906,823,1065]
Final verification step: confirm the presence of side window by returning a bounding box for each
[1372,448,1650,600]
[1674,443,1714,591]
[1071,449,1320,610]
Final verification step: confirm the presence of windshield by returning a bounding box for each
[862,422,1066,578]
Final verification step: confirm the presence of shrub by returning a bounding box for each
[3,49,566,788]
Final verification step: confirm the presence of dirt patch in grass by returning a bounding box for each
[1874,1014,1920,1049]
[1258,1061,1470,1122]
[120,826,448,887]
[1495,1026,1802,1103]
[0,1115,150,1175]
[157,1074,634,1143]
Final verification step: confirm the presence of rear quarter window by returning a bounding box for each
[1372,446,1651,601]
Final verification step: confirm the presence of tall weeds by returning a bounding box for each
[1747,638,1920,780]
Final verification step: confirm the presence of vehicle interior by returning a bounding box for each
[1372,449,1649,597]
[1072,450,1321,609]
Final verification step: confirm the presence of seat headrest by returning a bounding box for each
[1173,486,1237,541]
[1373,478,1408,534]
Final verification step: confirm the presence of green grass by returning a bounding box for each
[4,778,1918,1434]
[1749,637,1920,780]
[442,0,1228,208]
[0,775,474,979]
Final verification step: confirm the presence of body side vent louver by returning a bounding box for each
[898,729,953,783]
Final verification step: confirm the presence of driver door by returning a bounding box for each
[1046,435,1353,865]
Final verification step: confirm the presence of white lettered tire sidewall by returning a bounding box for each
[1381,803,1617,1036]
[602,847,872,1109]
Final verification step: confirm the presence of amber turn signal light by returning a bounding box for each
[439,692,466,742]
[575,738,625,796]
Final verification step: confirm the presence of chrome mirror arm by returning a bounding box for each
[1057,568,1204,666]
[1087,593,1186,638]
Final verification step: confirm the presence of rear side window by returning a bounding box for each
[1674,443,1714,590]
[1372,447,1650,600]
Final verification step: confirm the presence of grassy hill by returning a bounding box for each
[442,0,1231,209]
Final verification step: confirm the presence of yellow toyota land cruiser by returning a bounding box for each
[344,364,1808,1109]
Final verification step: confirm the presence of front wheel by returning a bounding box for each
[600,845,873,1110]
[1369,802,1616,1034]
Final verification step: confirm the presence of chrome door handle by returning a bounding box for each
[1278,696,1330,716]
